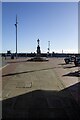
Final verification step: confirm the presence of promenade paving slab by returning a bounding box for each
[2,57,80,119]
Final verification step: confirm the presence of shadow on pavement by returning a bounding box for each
[63,70,80,77]
[63,65,77,69]
[2,67,61,77]
[2,82,80,119]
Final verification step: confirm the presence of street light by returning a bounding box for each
[48,41,50,53]
[15,15,18,59]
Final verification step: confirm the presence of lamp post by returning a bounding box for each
[48,41,50,53]
[15,15,18,59]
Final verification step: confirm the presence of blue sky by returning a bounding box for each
[2,2,78,53]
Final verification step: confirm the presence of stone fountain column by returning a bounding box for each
[36,39,41,58]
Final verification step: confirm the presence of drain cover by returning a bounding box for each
[16,82,32,88]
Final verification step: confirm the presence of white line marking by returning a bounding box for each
[0,64,9,70]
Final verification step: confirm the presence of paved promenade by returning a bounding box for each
[1,57,80,119]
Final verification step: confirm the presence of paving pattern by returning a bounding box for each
[1,57,80,119]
